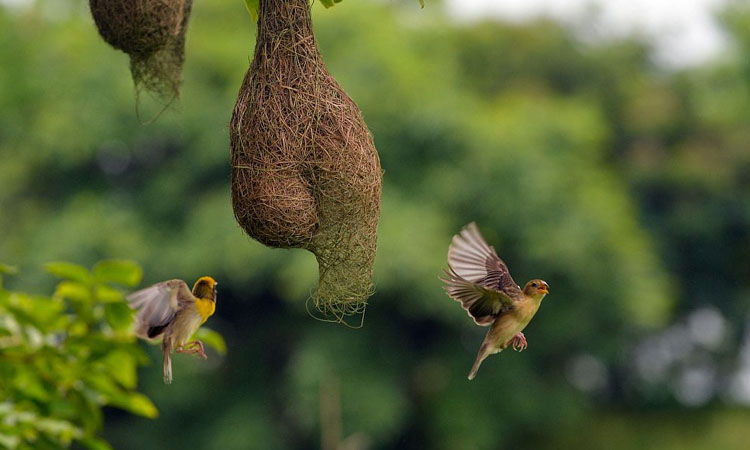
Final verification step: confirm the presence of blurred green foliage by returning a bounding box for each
[0,260,154,450]
[1,0,750,449]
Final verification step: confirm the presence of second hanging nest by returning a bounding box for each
[89,0,192,103]
[230,0,382,323]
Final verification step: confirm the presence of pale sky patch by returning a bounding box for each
[445,0,730,68]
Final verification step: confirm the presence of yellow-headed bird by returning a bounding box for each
[127,276,217,384]
[441,223,549,380]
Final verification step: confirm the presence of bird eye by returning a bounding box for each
[531,282,537,288]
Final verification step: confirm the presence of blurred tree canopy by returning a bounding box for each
[1,0,750,449]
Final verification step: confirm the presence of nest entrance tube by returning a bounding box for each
[230,0,382,325]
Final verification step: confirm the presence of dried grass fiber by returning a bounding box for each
[230,0,382,324]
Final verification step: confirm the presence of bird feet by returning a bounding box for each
[511,332,527,352]
[176,340,207,360]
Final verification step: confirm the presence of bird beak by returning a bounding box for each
[539,283,549,294]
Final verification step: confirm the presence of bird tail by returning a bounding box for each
[162,338,173,384]
[468,343,498,380]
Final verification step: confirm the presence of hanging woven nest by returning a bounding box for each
[89,0,192,104]
[230,0,382,324]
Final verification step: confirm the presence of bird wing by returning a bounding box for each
[447,222,523,300]
[441,267,516,326]
[127,279,194,339]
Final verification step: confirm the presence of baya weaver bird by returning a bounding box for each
[441,223,549,380]
[127,276,218,384]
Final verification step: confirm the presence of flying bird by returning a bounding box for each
[441,223,548,380]
[127,276,218,384]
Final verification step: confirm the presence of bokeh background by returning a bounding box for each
[2,0,750,448]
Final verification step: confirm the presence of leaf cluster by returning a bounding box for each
[0,261,156,450]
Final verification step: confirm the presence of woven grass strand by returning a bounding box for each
[230,0,382,324]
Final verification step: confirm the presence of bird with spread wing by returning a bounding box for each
[441,223,549,380]
[127,276,217,384]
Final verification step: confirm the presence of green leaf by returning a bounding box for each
[192,327,226,355]
[94,284,123,303]
[45,262,91,284]
[243,0,258,21]
[53,281,91,302]
[13,368,51,402]
[98,350,137,389]
[26,296,64,330]
[35,417,82,442]
[49,399,77,420]
[68,320,89,337]
[115,393,158,419]
[103,302,133,331]
[92,260,142,287]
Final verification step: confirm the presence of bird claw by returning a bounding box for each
[178,340,207,360]
[189,340,207,360]
[511,332,528,352]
